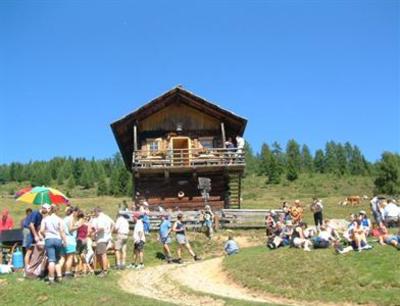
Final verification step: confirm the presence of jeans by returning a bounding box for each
[45,238,63,263]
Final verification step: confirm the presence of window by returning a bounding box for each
[199,137,214,149]
[147,139,161,153]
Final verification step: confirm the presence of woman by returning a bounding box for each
[291,222,312,251]
[172,214,200,263]
[40,205,67,284]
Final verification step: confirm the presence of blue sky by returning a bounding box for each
[0,0,399,164]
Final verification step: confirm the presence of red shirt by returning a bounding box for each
[77,224,88,240]
[0,215,14,232]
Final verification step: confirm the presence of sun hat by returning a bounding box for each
[359,210,367,215]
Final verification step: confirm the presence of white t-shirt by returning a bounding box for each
[133,219,145,243]
[42,214,63,240]
[384,203,400,218]
[91,213,114,243]
[115,216,130,235]
[318,230,331,241]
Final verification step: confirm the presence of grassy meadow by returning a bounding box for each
[224,245,400,306]
[1,173,397,305]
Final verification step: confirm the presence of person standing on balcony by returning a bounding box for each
[235,135,245,162]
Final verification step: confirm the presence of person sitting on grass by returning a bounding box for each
[291,222,312,251]
[323,219,341,241]
[159,215,173,263]
[265,212,276,237]
[224,235,240,256]
[379,225,400,250]
[268,221,291,249]
[358,210,372,236]
[173,213,201,263]
[351,220,373,252]
[343,214,357,244]
[312,225,333,249]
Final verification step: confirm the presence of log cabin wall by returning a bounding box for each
[135,172,229,211]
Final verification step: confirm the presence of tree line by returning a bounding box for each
[0,153,132,197]
[0,140,399,196]
[244,139,399,195]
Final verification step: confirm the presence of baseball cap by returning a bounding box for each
[42,203,51,210]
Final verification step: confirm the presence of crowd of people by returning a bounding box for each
[265,197,400,254]
[13,200,208,284]
[1,193,399,283]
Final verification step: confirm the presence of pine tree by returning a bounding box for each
[109,167,121,196]
[56,170,64,185]
[301,144,314,173]
[286,139,301,173]
[314,149,325,173]
[286,160,298,181]
[243,141,259,176]
[336,143,348,175]
[374,152,400,195]
[67,175,76,190]
[97,175,109,196]
[271,141,285,175]
[259,143,272,176]
[324,141,339,174]
[267,153,281,184]
[80,164,95,189]
[349,146,367,175]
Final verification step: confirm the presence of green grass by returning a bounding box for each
[242,173,374,225]
[224,245,400,306]
[0,271,171,306]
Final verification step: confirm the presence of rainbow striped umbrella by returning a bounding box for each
[15,186,69,205]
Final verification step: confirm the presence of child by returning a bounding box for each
[224,235,240,255]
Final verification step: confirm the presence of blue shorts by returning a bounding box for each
[385,235,400,245]
[23,228,33,249]
[45,238,63,263]
[176,234,187,245]
[160,236,171,245]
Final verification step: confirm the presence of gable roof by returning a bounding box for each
[111,86,247,169]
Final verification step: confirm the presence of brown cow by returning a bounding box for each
[346,196,361,206]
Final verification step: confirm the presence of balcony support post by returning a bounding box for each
[133,124,138,151]
[220,122,226,148]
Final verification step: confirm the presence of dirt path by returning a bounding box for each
[119,236,359,306]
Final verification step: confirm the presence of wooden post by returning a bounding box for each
[220,122,226,148]
[133,124,138,151]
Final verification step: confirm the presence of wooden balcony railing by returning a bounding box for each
[132,148,245,169]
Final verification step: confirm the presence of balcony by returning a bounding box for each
[132,147,245,173]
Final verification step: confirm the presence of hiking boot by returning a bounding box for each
[194,255,201,261]
[176,258,183,264]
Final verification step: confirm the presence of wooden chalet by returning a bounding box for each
[111,86,247,211]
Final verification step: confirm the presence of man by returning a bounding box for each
[383,199,400,227]
[114,213,130,269]
[173,213,200,263]
[131,214,145,269]
[370,196,383,225]
[91,207,114,277]
[22,204,49,270]
[310,198,324,229]
[0,208,14,232]
[159,215,172,263]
